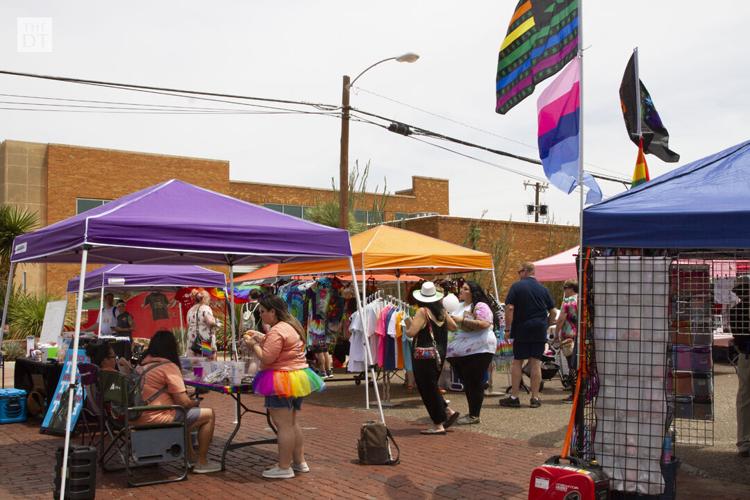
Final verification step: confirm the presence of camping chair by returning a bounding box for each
[76,363,103,447]
[98,371,188,487]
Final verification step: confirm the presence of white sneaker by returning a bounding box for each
[292,462,310,473]
[192,460,221,474]
[262,466,295,479]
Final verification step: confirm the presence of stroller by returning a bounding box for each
[506,331,575,394]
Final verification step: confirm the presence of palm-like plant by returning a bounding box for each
[0,204,39,286]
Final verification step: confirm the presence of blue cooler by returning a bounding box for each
[0,388,27,423]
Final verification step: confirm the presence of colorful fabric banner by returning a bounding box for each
[632,137,650,187]
[619,53,680,163]
[496,0,579,114]
[537,58,602,204]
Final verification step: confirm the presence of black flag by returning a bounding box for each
[619,53,679,163]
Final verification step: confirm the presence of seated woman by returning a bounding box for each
[84,340,132,374]
[134,330,220,474]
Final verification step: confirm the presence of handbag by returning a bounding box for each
[357,421,400,465]
[412,310,441,366]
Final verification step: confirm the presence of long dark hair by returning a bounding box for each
[465,280,500,330]
[415,298,446,323]
[259,294,306,341]
[144,330,181,368]
[85,340,113,367]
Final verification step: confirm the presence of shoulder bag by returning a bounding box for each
[412,309,441,367]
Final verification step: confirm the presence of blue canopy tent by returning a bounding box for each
[583,140,750,248]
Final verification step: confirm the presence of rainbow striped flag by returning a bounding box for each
[537,59,601,204]
[632,137,650,187]
[496,0,579,114]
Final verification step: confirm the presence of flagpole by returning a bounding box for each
[633,47,642,139]
[574,0,585,458]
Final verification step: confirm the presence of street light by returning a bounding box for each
[338,52,419,229]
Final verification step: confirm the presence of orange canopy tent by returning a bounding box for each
[233,264,421,284]
[276,225,495,276]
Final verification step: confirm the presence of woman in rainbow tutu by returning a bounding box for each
[243,294,325,479]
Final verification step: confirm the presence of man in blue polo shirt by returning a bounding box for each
[499,262,556,409]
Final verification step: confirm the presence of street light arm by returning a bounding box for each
[349,57,398,88]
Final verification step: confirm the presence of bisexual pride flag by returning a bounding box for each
[537,58,601,204]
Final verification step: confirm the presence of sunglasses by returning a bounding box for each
[517,269,525,274]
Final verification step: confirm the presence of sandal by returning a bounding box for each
[420,428,447,435]
[443,411,460,429]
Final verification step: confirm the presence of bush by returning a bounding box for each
[1,339,26,361]
[6,291,52,340]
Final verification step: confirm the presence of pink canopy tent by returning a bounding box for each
[533,246,578,282]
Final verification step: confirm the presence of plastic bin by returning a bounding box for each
[692,346,713,372]
[673,372,692,396]
[673,346,692,371]
[0,388,27,424]
[693,397,712,420]
[675,396,693,419]
[693,373,713,398]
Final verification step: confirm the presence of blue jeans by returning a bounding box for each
[264,395,303,410]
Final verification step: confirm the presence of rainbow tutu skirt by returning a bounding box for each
[252,368,325,398]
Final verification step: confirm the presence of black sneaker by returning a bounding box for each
[564,394,574,404]
[530,397,542,408]
[499,396,521,408]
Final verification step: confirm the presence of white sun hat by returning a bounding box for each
[412,281,444,303]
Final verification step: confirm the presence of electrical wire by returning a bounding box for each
[350,108,629,186]
[353,85,630,180]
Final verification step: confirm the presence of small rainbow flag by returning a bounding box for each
[632,137,650,187]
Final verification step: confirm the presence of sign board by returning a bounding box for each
[41,348,89,435]
[39,300,68,344]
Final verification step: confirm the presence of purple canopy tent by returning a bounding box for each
[0,179,383,498]
[66,264,228,344]
[66,264,227,292]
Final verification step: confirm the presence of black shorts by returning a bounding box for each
[513,341,545,360]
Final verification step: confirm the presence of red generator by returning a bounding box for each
[529,456,609,500]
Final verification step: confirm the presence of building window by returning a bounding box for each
[76,198,110,214]
[263,203,308,219]
[354,210,384,225]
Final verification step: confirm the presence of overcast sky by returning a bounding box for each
[1,1,749,225]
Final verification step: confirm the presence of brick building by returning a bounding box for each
[0,139,448,296]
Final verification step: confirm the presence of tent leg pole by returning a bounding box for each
[178,302,185,356]
[97,284,105,336]
[60,248,89,500]
[349,258,385,423]
[229,266,237,361]
[490,264,501,305]
[0,262,16,389]
[361,266,369,409]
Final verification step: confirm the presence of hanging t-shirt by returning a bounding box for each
[174,288,196,321]
[144,291,170,321]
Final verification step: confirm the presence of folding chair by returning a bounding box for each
[76,363,103,447]
[98,371,188,487]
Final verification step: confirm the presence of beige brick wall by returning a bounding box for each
[389,216,579,296]
[1,140,48,294]
[230,176,449,221]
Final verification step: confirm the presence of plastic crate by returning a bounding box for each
[0,388,27,424]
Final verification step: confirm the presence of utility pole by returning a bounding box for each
[524,180,549,222]
[338,75,351,230]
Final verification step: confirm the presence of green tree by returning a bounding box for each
[306,160,388,234]
[0,204,39,288]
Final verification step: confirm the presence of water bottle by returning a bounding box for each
[662,426,674,463]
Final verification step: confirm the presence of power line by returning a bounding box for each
[350,108,629,186]
[353,84,630,180]
[0,69,338,110]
